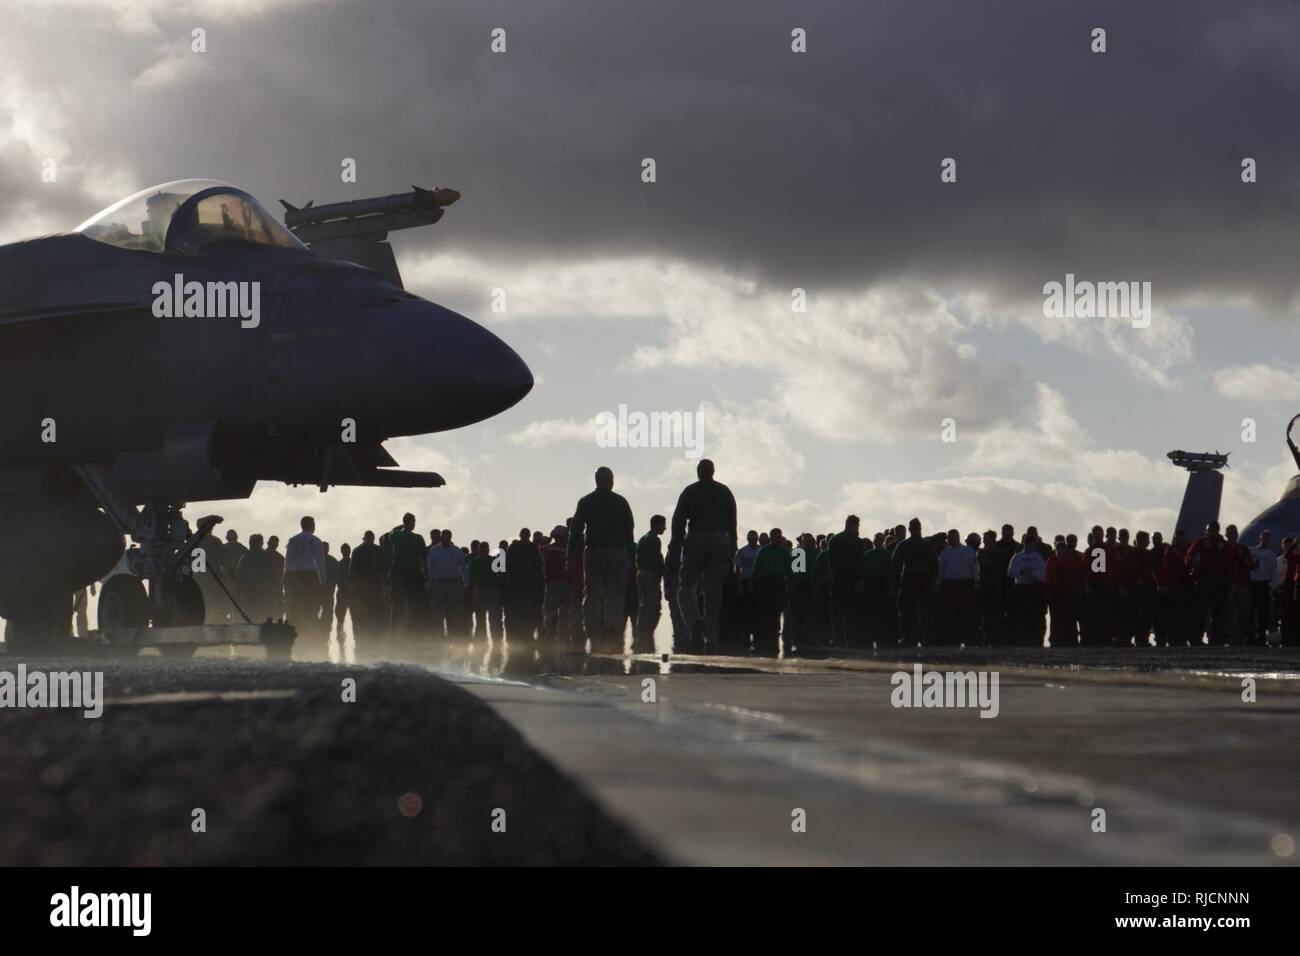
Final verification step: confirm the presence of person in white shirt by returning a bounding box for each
[1007,535,1048,647]
[427,529,467,638]
[284,515,327,641]
[1249,530,1278,647]
[935,528,979,644]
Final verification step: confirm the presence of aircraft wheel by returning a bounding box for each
[98,575,150,629]
[155,576,205,628]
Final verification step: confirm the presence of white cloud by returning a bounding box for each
[959,290,1195,389]
[408,252,1030,444]
[508,417,601,449]
[1212,363,1300,401]
[961,384,1185,492]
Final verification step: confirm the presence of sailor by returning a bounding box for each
[635,515,667,649]
[235,533,280,625]
[428,529,467,639]
[1248,530,1277,647]
[387,513,427,634]
[348,531,389,642]
[567,467,636,649]
[284,516,327,641]
[670,459,738,651]
[542,526,575,641]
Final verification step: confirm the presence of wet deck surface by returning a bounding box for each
[2,633,1298,865]
[0,655,655,865]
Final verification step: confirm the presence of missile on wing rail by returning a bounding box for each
[280,186,461,244]
[277,185,461,288]
[1167,450,1229,472]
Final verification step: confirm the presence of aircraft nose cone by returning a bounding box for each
[472,342,533,412]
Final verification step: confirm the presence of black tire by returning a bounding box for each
[155,575,205,628]
[98,575,150,629]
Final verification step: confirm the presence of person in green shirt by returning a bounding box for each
[387,513,427,635]
[781,533,816,653]
[752,529,791,654]
[863,532,894,647]
[891,517,939,646]
[813,536,832,646]
[669,458,738,650]
[635,515,667,648]
[567,467,635,647]
[827,516,865,646]
[322,542,341,637]
[224,530,248,577]
[467,540,504,640]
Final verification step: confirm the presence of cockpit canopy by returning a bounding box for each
[76,179,305,255]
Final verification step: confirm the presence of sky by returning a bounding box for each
[4,0,1300,548]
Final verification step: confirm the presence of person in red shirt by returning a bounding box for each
[1082,526,1121,645]
[1124,530,1158,647]
[1186,521,1230,645]
[1046,537,1086,649]
[1280,537,1300,646]
[1221,524,1255,645]
[1158,529,1192,645]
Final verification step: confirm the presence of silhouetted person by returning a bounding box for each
[335,542,351,638]
[752,528,790,654]
[1187,521,1230,645]
[934,528,978,645]
[784,532,818,653]
[1125,531,1157,647]
[670,459,738,651]
[663,535,686,650]
[542,526,575,640]
[863,531,893,647]
[427,528,466,639]
[321,542,341,635]
[468,540,504,640]
[236,534,280,624]
[635,515,666,649]
[388,513,427,635]
[1046,537,1084,649]
[267,534,285,583]
[1224,524,1255,645]
[224,529,248,576]
[1007,533,1047,646]
[567,467,636,648]
[828,516,866,647]
[734,530,761,647]
[506,527,544,642]
[284,516,326,641]
[349,530,389,642]
[1248,530,1276,647]
[892,517,937,646]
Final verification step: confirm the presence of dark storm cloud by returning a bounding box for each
[5,0,1300,305]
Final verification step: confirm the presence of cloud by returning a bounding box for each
[1212,363,1300,401]
[508,417,601,448]
[961,384,1185,492]
[4,0,1300,311]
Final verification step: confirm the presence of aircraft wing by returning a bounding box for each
[0,302,142,328]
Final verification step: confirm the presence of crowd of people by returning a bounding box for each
[165,459,1300,655]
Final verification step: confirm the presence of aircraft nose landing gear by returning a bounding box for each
[75,467,296,659]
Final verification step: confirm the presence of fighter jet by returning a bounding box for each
[1240,414,1300,551]
[0,179,532,650]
